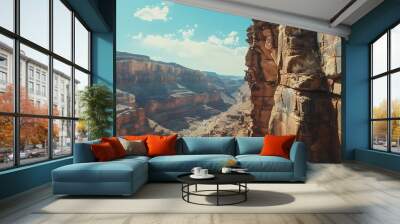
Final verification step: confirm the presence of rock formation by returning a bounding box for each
[245,20,341,162]
[180,83,253,136]
[245,21,279,135]
[116,52,244,135]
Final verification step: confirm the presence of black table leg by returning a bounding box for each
[187,184,190,202]
[245,183,247,201]
[216,184,219,206]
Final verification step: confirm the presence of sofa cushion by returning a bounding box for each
[149,154,235,172]
[147,135,177,157]
[260,135,296,159]
[118,138,147,156]
[53,158,147,183]
[116,155,150,163]
[101,137,127,158]
[236,137,264,155]
[179,137,235,155]
[236,155,293,172]
[91,142,118,161]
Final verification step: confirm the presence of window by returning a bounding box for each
[28,81,34,94]
[0,34,13,113]
[370,23,400,154]
[28,67,34,80]
[42,85,46,97]
[35,70,40,81]
[0,0,14,32]
[74,18,90,70]
[0,55,7,67]
[0,71,6,85]
[20,0,49,48]
[74,69,89,118]
[0,116,13,170]
[0,1,91,170]
[35,83,40,95]
[53,119,72,158]
[53,59,72,117]
[53,0,72,60]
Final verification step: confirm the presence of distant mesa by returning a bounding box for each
[116,51,245,135]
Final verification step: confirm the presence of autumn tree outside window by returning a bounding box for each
[0,0,91,170]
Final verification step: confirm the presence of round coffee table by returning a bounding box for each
[177,173,255,206]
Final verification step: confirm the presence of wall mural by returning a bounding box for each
[116,0,342,162]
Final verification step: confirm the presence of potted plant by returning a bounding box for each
[79,84,113,140]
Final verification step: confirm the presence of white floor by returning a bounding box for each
[1,162,400,224]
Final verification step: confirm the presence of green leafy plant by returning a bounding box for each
[79,84,113,140]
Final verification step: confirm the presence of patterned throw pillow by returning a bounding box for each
[118,137,147,156]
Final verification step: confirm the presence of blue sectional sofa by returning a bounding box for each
[52,137,307,196]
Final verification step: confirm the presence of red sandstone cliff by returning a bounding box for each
[245,20,342,162]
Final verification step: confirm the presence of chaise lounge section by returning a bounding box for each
[52,137,307,196]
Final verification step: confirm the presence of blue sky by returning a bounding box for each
[117,0,252,76]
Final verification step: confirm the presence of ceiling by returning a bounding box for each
[172,0,384,37]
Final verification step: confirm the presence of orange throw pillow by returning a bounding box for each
[146,134,177,157]
[101,137,127,158]
[260,135,296,159]
[91,142,117,162]
[124,135,148,141]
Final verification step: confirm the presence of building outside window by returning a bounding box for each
[0,0,91,170]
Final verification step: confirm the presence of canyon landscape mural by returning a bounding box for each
[116,0,342,162]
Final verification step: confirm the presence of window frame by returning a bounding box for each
[370,21,400,154]
[0,0,92,171]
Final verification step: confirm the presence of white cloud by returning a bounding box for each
[138,33,247,75]
[133,3,169,22]
[179,28,195,39]
[132,32,143,40]
[207,31,239,46]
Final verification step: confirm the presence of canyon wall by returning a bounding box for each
[245,20,341,162]
[116,52,244,135]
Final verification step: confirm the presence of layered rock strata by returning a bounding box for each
[245,20,341,162]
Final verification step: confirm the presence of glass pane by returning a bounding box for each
[75,120,88,143]
[20,0,49,49]
[74,18,89,70]
[372,76,387,119]
[0,116,13,170]
[391,24,400,70]
[372,121,388,151]
[53,0,72,60]
[372,33,387,76]
[391,72,400,118]
[0,0,14,31]
[74,69,89,118]
[391,120,400,153]
[20,44,49,115]
[53,59,72,117]
[0,34,14,112]
[53,119,72,157]
[20,117,49,165]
